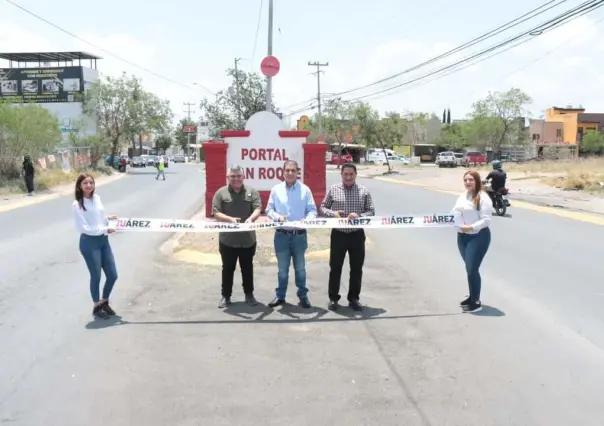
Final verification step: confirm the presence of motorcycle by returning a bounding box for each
[482,180,510,216]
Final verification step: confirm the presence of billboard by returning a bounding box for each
[0,66,85,103]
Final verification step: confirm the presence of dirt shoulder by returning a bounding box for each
[336,162,604,216]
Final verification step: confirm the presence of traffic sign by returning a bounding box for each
[260,56,280,77]
[183,125,197,133]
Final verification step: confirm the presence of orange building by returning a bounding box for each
[545,106,604,145]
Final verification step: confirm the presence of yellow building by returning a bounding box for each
[545,106,603,144]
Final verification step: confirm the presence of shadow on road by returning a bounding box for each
[85,315,125,329]
[471,304,506,317]
[90,311,463,328]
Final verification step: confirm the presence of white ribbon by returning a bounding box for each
[111,214,456,233]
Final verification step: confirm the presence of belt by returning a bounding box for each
[276,228,306,235]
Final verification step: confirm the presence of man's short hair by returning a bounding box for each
[341,163,357,174]
[283,160,299,170]
[227,164,244,175]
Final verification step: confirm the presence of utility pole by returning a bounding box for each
[265,0,274,112]
[183,102,195,159]
[308,61,329,137]
[234,57,243,128]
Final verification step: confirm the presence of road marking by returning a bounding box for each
[0,174,126,213]
[374,176,604,226]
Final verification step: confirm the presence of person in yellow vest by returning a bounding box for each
[155,156,166,181]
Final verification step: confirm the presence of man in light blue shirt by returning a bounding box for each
[266,160,317,308]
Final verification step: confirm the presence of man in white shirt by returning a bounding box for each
[265,160,317,309]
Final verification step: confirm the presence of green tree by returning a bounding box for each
[174,117,197,153]
[155,134,173,154]
[66,116,111,166]
[0,102,61,178]
[200,68,275,134]
[468,88,532,155]
[84,73,173,162]
[352,103,405,173]
[439,122,469,150]
[580,131,604,154]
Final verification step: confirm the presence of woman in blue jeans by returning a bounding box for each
[452,170,493,313]
[72,173,119,319]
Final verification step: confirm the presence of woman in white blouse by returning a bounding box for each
[72,173,119,320]
[451,170,493,313]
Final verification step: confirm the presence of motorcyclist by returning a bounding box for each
[485,160,507,202]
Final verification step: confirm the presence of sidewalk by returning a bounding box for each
[0,172,126,212]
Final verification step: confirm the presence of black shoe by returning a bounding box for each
[298,298,312,309]
[268,297,285,308]
[462,301,482,313]
[349,300,364,312]
[328,300,339,311]
[218,297,232,308]
[460,297,471,307]
[101,301,116,316]
[245,294,258,306]
[92,305,110,319]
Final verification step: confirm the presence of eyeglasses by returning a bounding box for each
[284,169,298,174]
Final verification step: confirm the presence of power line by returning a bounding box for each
[283,0,570,109]
[308,61,329,136]
[183,102,195,120]
[327,0,570,99]
[338,0,604,104]
[3,0,216,96]
[250,0,264,72]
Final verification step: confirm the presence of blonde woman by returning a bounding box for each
[451,170,493,313]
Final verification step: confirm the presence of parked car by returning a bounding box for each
[436,151,457,167]
[463,151,486,167]
[454,152,464,166]
[141,155,155,166]
[131,156,146,167]
[330,152,353,165]
[173,155,186,163]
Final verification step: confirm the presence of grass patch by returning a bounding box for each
[543,173,604,192]
[476,158,604,194]
[0,167,114,195]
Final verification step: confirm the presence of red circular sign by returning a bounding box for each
[260,56,280,77]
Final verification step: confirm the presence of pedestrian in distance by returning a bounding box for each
[22,155,35,196]
[266,160,317,309]
[155,156,166,180]
[212,165,262,308]
[320,163,375,311]
[451,170,493,313]
[72,173,119,320]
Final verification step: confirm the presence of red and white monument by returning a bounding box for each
[202,111,327,217]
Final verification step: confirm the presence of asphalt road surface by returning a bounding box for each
[0,166,603,426]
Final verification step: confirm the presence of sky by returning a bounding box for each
[1,0,603,128]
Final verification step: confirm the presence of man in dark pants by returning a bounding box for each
[320,163,375,311]
[212,165,262,308]
[22,155,35,195]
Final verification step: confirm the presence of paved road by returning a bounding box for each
[0,164,205,417]
[1,169,603,425]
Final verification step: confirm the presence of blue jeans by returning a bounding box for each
[457,228,491,303]
[274,231,308,300]
[79,234,118,302]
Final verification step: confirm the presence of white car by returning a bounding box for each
[436,151,457,167]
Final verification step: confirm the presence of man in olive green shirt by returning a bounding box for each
[212,165,262,308]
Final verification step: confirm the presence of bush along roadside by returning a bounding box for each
[0,166,115,195]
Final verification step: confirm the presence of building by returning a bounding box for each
[0,51,101,141]
[545,106,604,143]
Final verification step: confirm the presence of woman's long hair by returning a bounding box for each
[75,173,95,211]
[464,170,482,210]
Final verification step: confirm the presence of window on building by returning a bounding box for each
[532,133,540,140]
[556,129,562,137]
